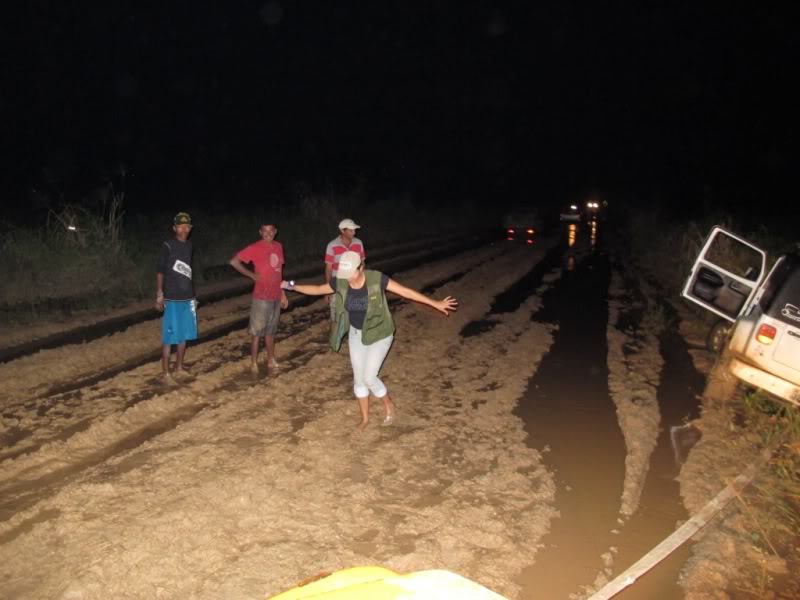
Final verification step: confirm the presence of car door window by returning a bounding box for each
[682,227,766,322]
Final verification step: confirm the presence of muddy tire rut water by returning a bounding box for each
[0,227,711,599]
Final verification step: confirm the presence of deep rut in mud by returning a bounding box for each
[515,231,626,598]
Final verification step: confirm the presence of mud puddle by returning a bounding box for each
[515,225,624,598]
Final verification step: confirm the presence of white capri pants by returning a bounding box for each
[348,327,393,399]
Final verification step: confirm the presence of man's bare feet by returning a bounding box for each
[250,361,259,374]
[267,358,279,369]
[161,373,178,386]
[173,368,193,381]
[356,420,369,432]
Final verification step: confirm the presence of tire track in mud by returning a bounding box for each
[461,240,565,337]
[0,240,561,600]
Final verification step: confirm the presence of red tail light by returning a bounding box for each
[507,228,515,234]
[756,324,777,345]
[526,239,534,245]
[527,228,535,234]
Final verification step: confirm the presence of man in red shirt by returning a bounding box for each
[229,223,289,372]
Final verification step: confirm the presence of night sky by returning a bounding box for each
[3,1,795,224]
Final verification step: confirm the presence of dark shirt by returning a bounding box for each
[157,239,194,300]
[345,273,390,329]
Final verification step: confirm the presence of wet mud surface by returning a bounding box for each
[0,223,752,599]
[0,240,563,599]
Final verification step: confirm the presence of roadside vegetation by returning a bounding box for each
[1,183,486,324]
[625,202,800,596]
[742,389,800,544]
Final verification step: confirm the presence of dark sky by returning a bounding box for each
[2,1,796,221]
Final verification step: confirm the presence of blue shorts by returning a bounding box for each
[162,299,198,345]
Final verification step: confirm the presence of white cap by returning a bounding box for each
[335,251,362,279]
[338,218,360,230]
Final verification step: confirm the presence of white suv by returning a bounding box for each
[683,226,800,408]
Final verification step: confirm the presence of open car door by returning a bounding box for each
[682,226,767,322]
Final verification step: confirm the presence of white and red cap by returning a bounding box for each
[338,218,360,230]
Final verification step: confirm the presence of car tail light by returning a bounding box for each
[526,239,534,245]
[506,237,514,241]
[507,228,515,234]
[756,324,777,345]
[527,228,535,234]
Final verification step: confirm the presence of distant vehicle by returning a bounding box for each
[682,226,800,408]
[503,208,540,245]
[559,204,581,222]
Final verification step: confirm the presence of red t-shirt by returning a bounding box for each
[236,241,285,300]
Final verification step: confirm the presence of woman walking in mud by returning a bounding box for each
[282,251,457,431]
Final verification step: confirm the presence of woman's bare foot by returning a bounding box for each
[356,419,369,432]
[382,396,396,422]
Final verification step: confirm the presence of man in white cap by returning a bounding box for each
[324,218,366,320]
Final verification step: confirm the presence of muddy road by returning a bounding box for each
[0,224,707,599]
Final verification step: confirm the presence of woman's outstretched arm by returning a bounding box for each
[281,281,335,296]
[385,279,458,315]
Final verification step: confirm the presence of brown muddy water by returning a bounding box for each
[512,222,703,599]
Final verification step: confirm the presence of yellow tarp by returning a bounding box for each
[269,566,509,599]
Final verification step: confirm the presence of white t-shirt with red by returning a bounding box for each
[236,240,285,301]
[325,236,366,276]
